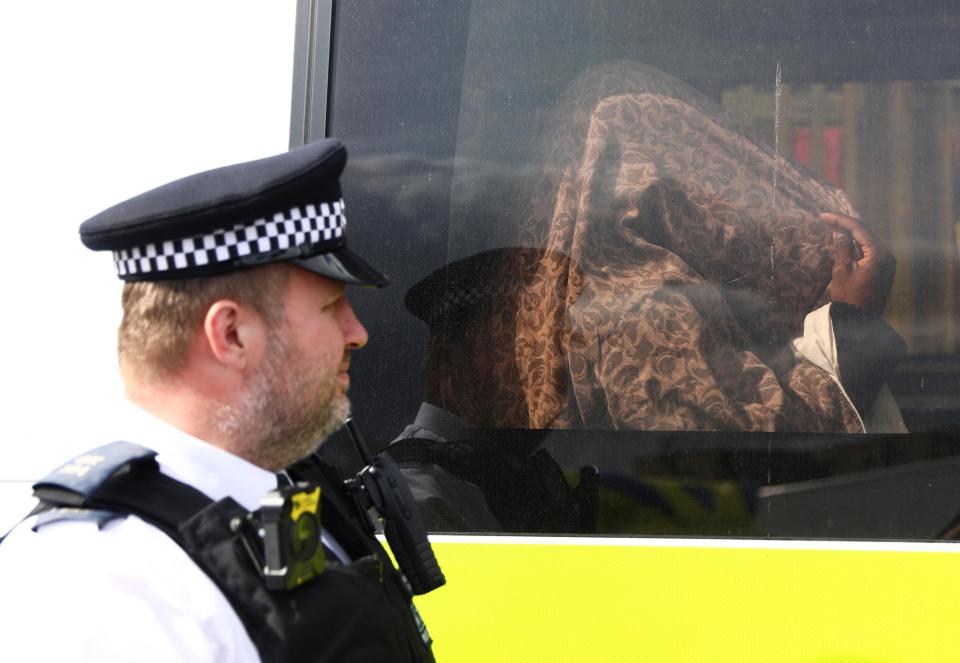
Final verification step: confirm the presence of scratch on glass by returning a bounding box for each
[771,62,782,280]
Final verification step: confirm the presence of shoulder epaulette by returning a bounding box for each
[31,507,125,532]
[32,441,158,507]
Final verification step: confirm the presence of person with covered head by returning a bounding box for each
[0,140,436,662]
[510,61,906,433]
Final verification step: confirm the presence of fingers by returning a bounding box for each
[821,211,897,314]
[819,212,869,241]
[820,212,887,262]
[832,230,855,272]
[819,212,873,248]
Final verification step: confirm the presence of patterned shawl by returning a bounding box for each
[499,61,862,432]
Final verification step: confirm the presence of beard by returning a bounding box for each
[216,329,351,471]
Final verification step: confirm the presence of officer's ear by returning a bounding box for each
[202,299,267,372]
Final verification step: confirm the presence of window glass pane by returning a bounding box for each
[327,1,960,539]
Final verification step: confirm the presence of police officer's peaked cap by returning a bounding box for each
[405,247,552,332]
[79,139,388,287]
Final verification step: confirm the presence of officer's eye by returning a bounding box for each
[322,296,340,311]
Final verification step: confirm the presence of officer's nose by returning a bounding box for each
[339,297,368,350]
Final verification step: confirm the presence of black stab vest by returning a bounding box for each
[27,445,436,663]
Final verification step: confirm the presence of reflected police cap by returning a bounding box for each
[405,247,550,332]
[79,139,388,287]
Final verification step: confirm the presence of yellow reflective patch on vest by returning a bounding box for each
[290,486,321,521]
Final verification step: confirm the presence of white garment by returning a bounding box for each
[792,303,907,433]
[0,403,272,663]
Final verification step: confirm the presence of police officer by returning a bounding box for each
[390,248,597,534]
[0,139,437,662]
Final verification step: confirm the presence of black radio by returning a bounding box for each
[343,419,446,596]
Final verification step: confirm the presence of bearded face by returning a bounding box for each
[210,268,367,471]
[218,325,352,471]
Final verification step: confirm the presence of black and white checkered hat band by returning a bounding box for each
[427,282,509,327]
[113,199,347,277]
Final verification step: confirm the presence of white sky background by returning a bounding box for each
[0,2,297,528]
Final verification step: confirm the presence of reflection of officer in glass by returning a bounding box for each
[0,140,435,662]
[391,248,597,533]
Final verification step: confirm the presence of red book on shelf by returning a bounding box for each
[791,126,843,186]
[823,127,842,185]
[792,127,811,167]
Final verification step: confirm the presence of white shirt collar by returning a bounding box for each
[116,401,277,513]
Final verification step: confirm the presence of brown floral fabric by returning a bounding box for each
[414,247,567,429]
[505,61,862,432]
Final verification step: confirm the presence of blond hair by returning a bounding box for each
[118,263,291,381]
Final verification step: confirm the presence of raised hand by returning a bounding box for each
[820,212,896,316]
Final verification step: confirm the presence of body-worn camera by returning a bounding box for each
[232,483,327,591]
[231,419,445,596]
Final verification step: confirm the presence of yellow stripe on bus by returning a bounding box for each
[414,538,960,662]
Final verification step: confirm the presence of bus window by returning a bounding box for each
[314,1,960,540]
